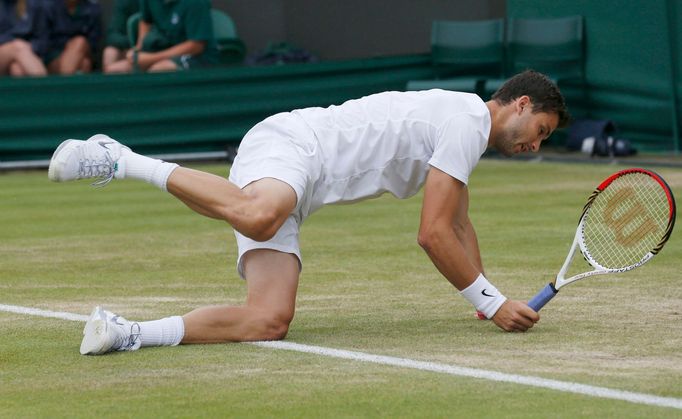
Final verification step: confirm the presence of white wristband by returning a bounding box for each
[459,273,507,319]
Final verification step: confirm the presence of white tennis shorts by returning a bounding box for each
[228,113,322,279]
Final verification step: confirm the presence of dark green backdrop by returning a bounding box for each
[509,0,681,153]
[1,0,680,164]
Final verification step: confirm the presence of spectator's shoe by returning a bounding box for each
[80,306,141,355]
[48,134,128,187]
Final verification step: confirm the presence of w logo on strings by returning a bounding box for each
[603,187,658,247]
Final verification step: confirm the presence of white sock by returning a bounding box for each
[117,149,179,191]
[138,316,185,347]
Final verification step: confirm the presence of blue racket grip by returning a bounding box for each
[528,283,558,312]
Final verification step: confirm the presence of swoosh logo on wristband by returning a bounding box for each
[481,289,495,297]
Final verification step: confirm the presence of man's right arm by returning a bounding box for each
[419,167,539,332]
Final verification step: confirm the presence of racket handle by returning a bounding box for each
[528,283,558,312]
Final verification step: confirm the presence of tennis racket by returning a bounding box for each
[476,168,676,319]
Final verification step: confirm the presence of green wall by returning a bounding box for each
[509,0,681,153]
[0,55,432,163]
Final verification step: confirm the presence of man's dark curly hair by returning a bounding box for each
[492,70,570,128]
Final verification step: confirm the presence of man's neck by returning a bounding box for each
[485,100,502,150]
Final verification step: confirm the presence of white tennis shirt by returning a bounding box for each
[292,90,491,207]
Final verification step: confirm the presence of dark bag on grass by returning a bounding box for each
[567,119,637,157]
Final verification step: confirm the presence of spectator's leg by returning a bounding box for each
[48,36,91,75]
[147,59,178,72]
[9,61,25,76]
[102,46,134,73]
[79,56,92,73]
[102,46,122,71]
[104,59,133,73]
[0,40,47,76]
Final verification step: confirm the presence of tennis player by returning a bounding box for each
[48,70,569,355]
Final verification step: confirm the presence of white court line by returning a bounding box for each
[1,304,89,322]
[2,303,681,411]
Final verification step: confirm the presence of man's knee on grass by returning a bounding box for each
[246,311,292,341]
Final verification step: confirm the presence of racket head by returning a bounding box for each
[578,168,676,271]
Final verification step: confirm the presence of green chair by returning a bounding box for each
[406,19,505,94]
[126,9,246,65]
[210,9,246,65]
[483,15,584,97]
[508,15,584,80]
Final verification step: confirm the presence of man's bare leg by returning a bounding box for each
[167,168,297,241]
[80,249,300,354]
[49,135,297,241]
[51,135,303,354]
[77,185,298,353]
[182,249,299,342]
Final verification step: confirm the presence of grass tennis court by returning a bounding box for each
[1,159,680,417]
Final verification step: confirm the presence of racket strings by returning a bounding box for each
[581,173,670,269]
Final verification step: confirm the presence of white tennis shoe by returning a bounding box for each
[48,134,128,186]
[80,306,141,355]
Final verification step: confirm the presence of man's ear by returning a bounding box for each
[516,95,531,114]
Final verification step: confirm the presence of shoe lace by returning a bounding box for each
[78,148,117,187]
[114,321,141,351]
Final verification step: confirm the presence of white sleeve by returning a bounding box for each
[427,114,487,185]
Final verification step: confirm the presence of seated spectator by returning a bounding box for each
[101,0,137,73]
[113,0,218,73]
[45,0,101,75]
[0,0,49,76]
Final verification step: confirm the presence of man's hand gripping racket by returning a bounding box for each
[477,168,676,319]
